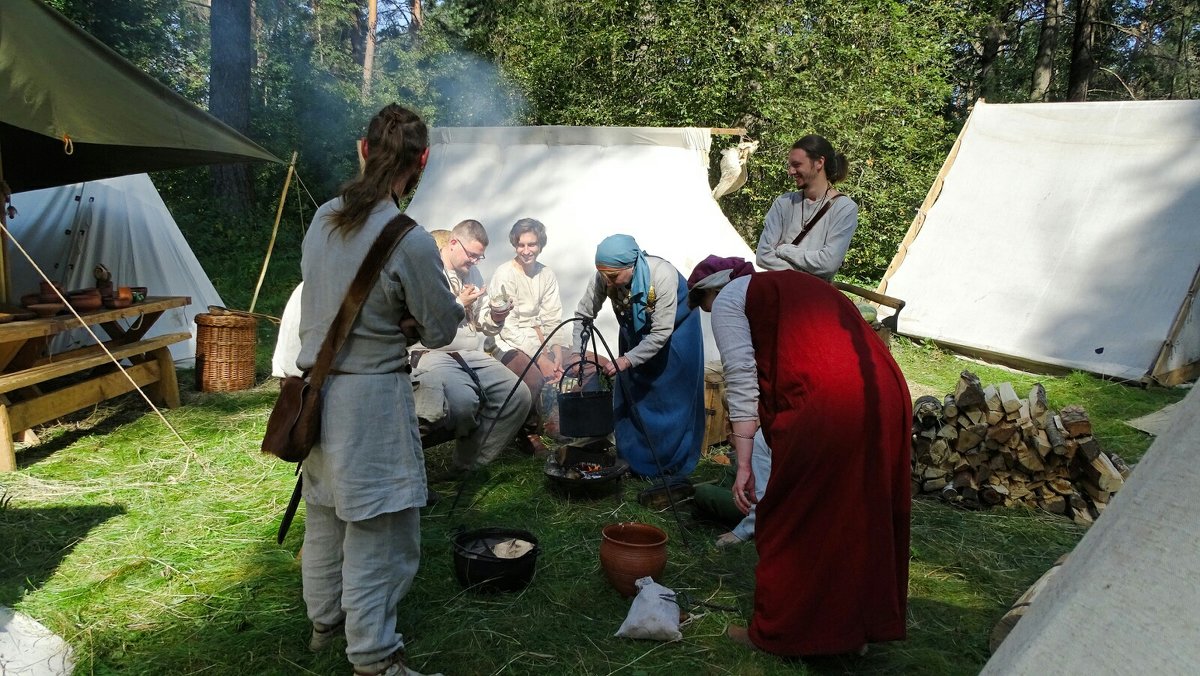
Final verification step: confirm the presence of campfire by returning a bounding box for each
[544,438,628,496]
[911,371,1130,525]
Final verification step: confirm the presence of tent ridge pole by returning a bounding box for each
[250,150,298,314]
[877,101,979,295]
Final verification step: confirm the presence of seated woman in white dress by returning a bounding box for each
[488,218,572,448]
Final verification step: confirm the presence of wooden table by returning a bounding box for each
[0,296,192,471]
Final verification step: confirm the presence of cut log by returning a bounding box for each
[1016,445,1046,473]
[1048,478,1074,495]
[1072,507,1094,526]
[914,395,942,428]
[1033,430,1052,458]
[929,438,951,465]
[923,466,947,480]
[1079,478,1108,504]
[997,382,1022,413]
[1109,453,1132,478]
[1028,383,1048,422]
[1076,435,1101,462]
[1046,416,1067,452]
[954,371,986,409]
[1042,494,1067,514]
[984,384,1002,413]
[980,485,1006,506]
[986,410,1005,425]
[953,470,978,491]
[1087,453,1125,492]
[956,423,989,452]
[923,477,949,492]
[987,422,1019,444]
[942,394,958,419]
[965,407,986,425]
[1059,405,1092,437]
[938,424,959,442]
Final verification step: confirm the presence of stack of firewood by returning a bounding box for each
[911,371,1131,525]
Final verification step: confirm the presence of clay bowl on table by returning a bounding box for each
[20,293,42,308]
[27,303,65,318]
[104,297,133,310]
[68,295,104,312]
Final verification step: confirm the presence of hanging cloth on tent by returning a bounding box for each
[712,139,759,199]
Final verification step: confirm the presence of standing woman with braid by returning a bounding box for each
[756,134,858,280]
[297,103,460,676]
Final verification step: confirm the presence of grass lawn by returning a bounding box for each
[0,334,1185,675]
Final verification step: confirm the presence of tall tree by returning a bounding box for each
[362,0,378,99]
[210,0,255,214]
[1067,0,1101,100]
[1029,0,1062,100]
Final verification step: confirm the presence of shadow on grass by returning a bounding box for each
[0,504,126,606]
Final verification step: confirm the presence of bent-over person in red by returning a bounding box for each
[688,258,911,657]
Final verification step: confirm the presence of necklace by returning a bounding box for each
[800,186,833,229]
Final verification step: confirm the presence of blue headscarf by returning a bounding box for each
[595,234,652,333]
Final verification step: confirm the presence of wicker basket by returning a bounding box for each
[195,312,257,392]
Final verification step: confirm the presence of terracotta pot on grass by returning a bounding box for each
[599,522,668,597]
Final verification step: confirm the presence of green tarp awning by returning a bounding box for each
[0,0,281,192]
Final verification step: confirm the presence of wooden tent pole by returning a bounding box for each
[249,150,298,314]
[1148,259,1200,385]
[0,142,9,303]
[877,100,982,296]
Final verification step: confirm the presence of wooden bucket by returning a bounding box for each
[703,368,730,448]
[194,312,257,392]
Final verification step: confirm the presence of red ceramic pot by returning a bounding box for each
[599,522,669,597]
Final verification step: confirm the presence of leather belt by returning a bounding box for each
[329,363,412,375]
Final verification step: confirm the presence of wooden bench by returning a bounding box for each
[0,331,191,471]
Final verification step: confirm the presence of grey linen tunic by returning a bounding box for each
[709,275,759,422]
[756,192,859,280]
[572,255,680,367]
[298,199,462,521]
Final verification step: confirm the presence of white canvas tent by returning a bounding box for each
[273,125,755,376]
[8,173,225,365]
[406,126,755,358]
[880,100,1200,385]
[982,386,1200,673]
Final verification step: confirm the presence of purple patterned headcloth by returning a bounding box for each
[686,255,755,291]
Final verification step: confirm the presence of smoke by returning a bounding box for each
[422,50,528,127]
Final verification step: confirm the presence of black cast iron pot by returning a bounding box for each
[451,527,540,593]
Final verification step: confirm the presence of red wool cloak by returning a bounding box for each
[745,270,912,656]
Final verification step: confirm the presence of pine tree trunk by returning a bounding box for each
[210,0,255,215]
[361,0,377,100]
[1067,0,1099,101]
[979,19,1005,100]
[1029,0,1061,101]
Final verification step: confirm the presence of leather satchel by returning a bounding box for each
[261,213,419,462]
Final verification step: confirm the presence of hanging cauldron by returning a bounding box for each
[556,358,614,438]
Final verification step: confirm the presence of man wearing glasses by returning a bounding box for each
[410,219,533,473]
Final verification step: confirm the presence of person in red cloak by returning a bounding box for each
[686,255,912,657]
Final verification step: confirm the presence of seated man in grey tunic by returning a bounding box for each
[410,219,532,472]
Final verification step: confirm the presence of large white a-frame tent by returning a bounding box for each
[8,173,225,365]
[406,126,756,357]
[880,100,1200,384]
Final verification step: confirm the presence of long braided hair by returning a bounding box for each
[330,103,428,233]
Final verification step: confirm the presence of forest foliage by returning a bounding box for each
[40,0,1200,283]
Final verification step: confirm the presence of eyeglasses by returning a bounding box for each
[457,240,486,262]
